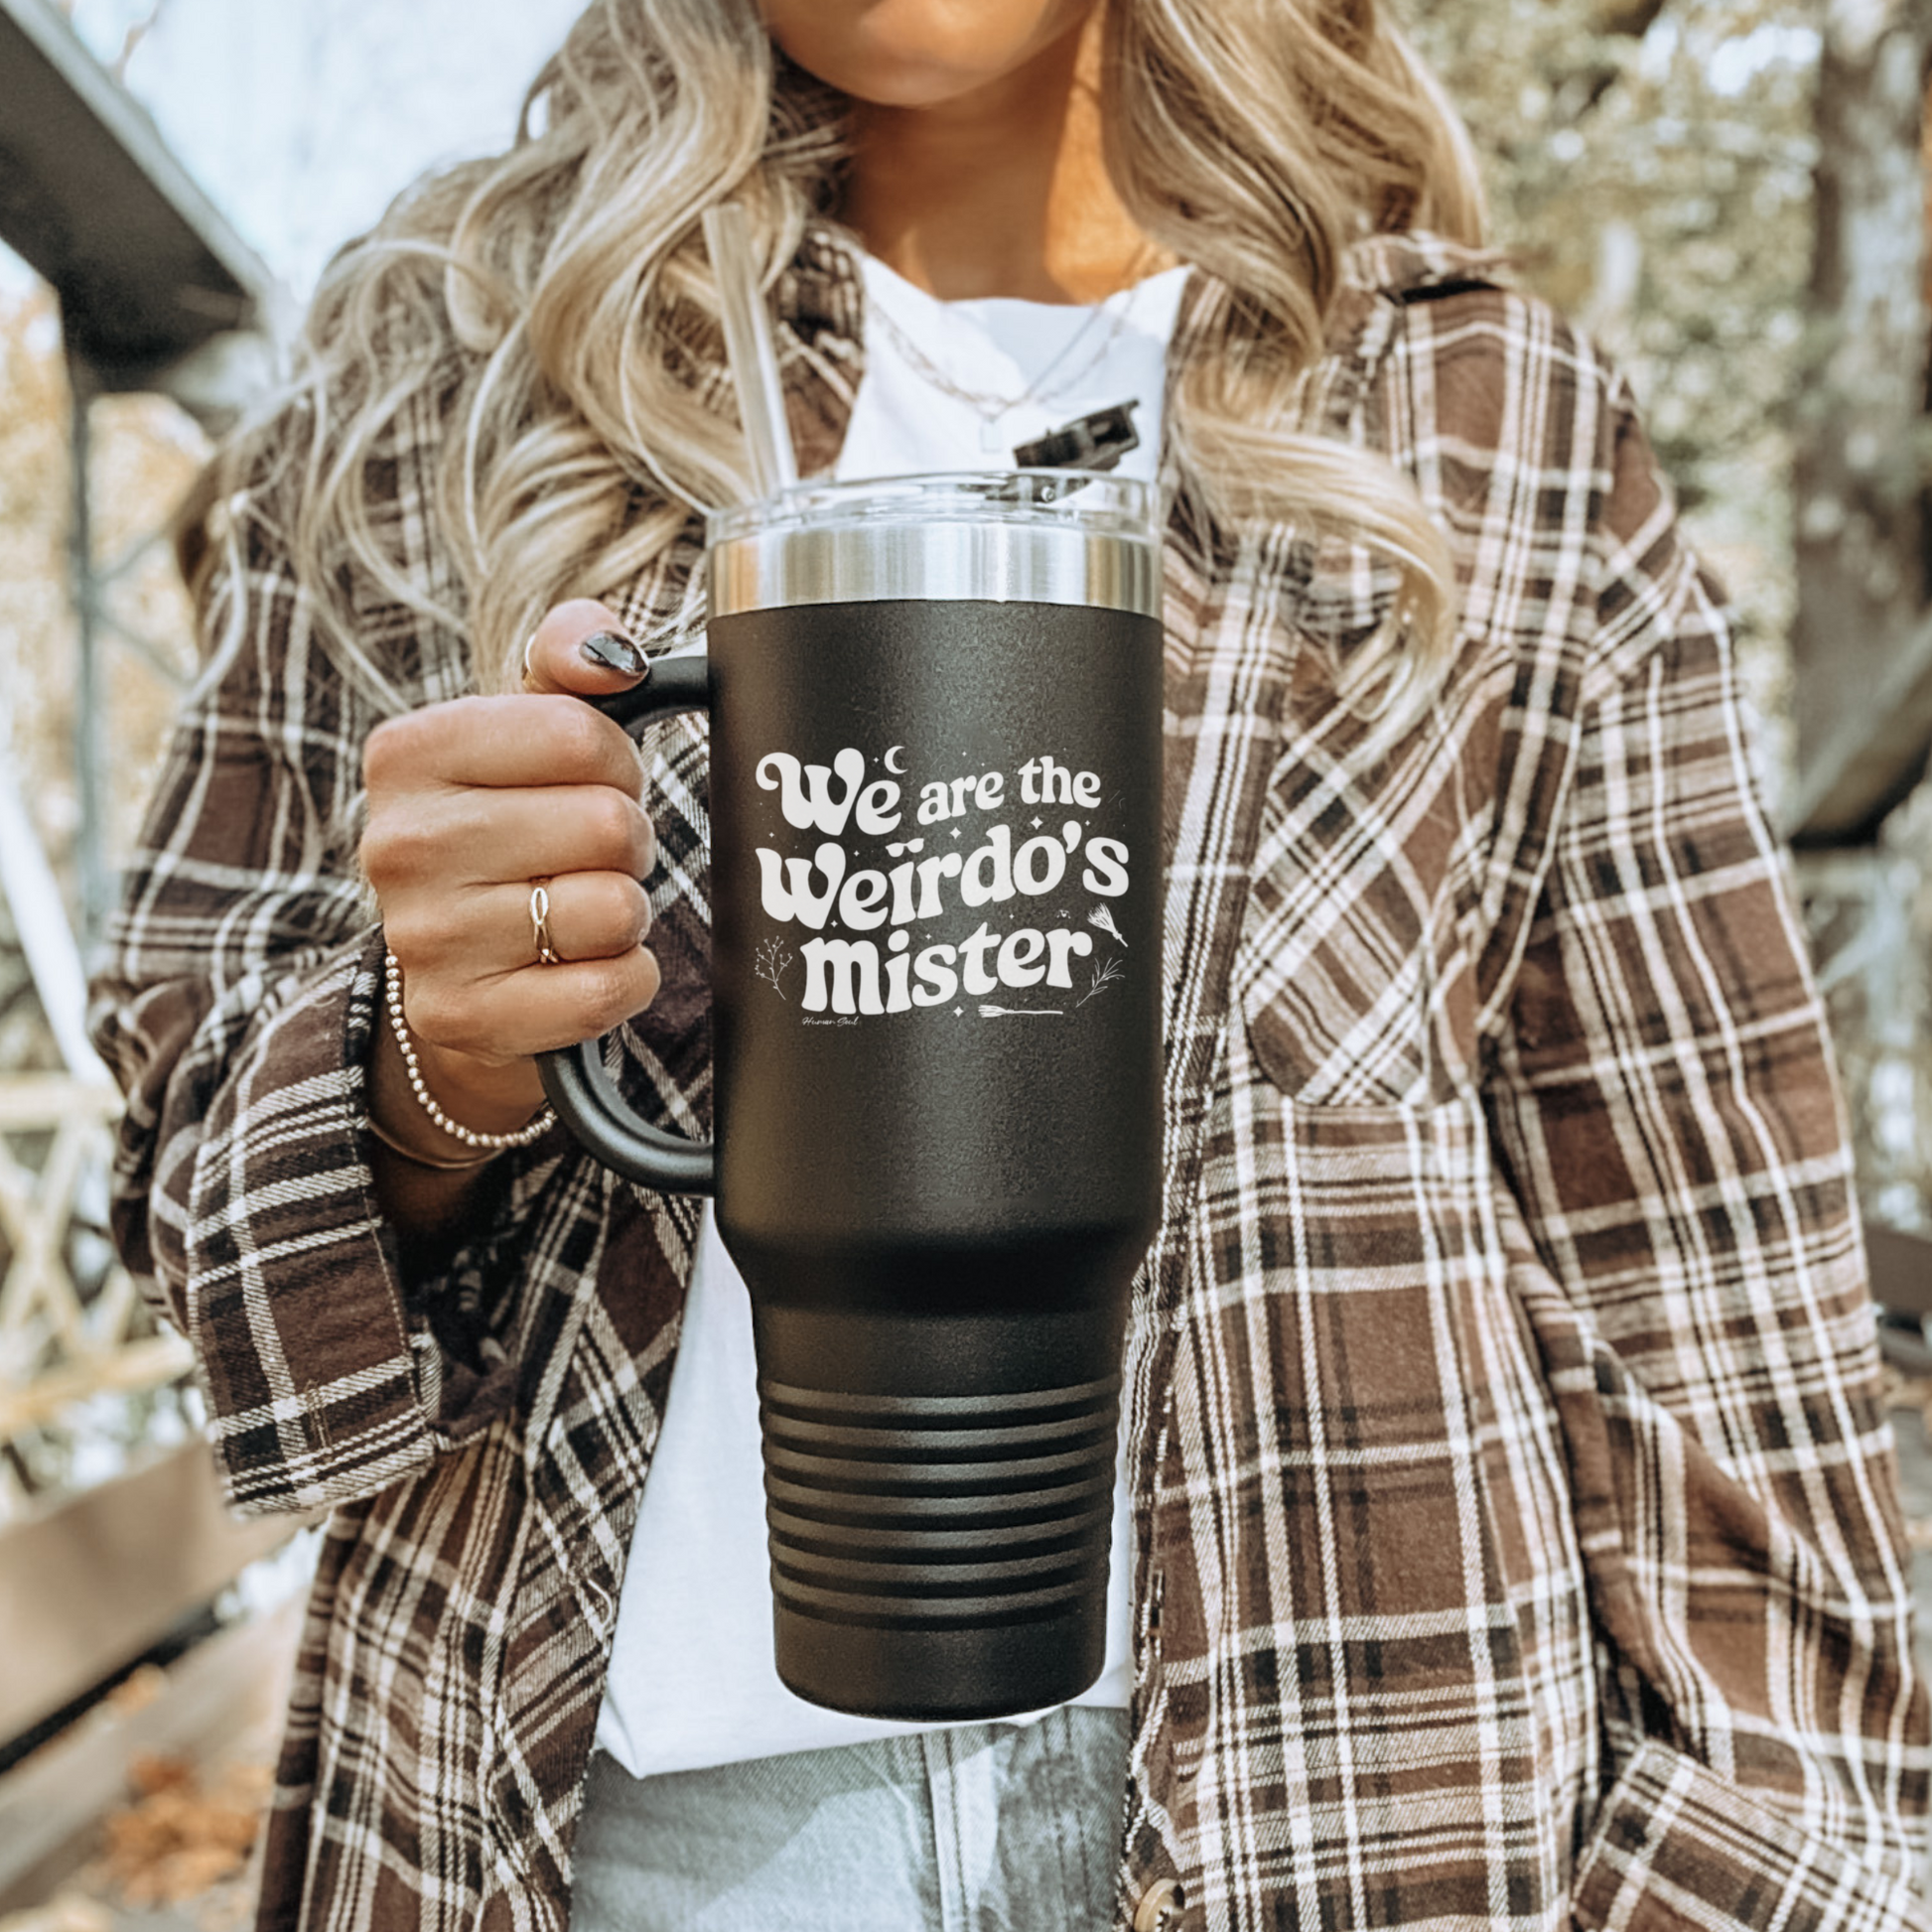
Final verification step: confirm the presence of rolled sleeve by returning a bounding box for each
[88,416,526,1517]
[178,933,446,1512]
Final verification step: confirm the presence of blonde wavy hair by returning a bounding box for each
[194,0,1485,721]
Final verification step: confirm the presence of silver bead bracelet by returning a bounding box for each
[384,953,555,1153]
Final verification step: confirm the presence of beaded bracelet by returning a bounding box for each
[384,953,555,1153]
[365,1110,498,1173]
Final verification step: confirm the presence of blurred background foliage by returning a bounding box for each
[1409,0,1820,759]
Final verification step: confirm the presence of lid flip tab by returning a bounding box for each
[1012,400,1141,473]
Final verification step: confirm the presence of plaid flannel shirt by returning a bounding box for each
[90,227,1929,1932]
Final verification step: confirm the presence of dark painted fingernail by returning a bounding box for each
[580,630,645,676]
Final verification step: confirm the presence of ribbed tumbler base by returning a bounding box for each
[758,1366,1121,1722]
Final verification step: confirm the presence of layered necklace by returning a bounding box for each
[867,248,1166,453]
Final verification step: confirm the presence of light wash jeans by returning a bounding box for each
[569,1706,1131,1931]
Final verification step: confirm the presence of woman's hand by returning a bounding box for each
[360,599,660,1156]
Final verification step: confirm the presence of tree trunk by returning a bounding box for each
[1790,0,1932,842]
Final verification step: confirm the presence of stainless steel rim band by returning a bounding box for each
[708,521,1161,618]
[705,476,1162,619]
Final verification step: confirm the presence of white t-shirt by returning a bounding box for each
[594,251,1189,1781]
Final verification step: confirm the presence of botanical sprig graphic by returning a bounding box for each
[1088,904,1128,947]
[1076,956,1124,1007]
[756,937,794,998]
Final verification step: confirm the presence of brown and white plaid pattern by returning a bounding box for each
[90,228,1928,1931]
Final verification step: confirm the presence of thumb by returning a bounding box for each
[520,599,647,698]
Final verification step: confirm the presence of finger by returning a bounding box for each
[393,873,652,980]
[366,783,656,899]
[520,873,653,967]
[366,695,645,800]
[515,872,655,973]
[407,945,664,1059]
[521,599,647,699]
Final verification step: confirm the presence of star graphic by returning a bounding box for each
[953,1006,964,1016]
[950,827,961,839]
[1031,817,1042,828]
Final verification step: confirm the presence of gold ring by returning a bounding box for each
[530,883,562,966]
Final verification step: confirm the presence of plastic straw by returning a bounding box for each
[703,204,799,496]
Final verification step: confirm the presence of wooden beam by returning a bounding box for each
[0,1595,301,1912]
[1786,604,1932,844]
[0,1333,195,1441]
[0,1447,297,1748]
[0,1079,118,1132]
[0,0,273,383]
[1870,1221,1932,1318]
[1787,9,1932,847]
[0,763,110,1083]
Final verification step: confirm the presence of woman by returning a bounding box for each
[90,1,1928,1928]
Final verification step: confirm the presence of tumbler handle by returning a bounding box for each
[536,654,716,1195]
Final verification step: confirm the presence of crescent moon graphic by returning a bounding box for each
[883,744,907,773]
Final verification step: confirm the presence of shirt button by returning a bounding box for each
[1133,1877,1183,1930]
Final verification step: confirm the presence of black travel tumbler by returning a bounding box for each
[540,473,1163,1721]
